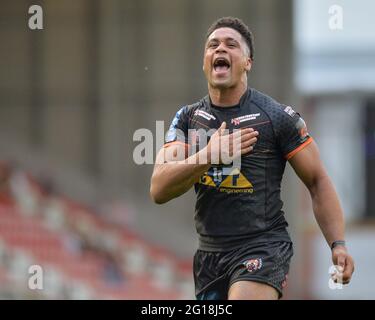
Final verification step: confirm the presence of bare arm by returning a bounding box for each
[289,141,344,245]
[150,122,258,204]
[150,144,211,204]
[289,140,354,283]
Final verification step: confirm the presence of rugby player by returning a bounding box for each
[150,17,354,300]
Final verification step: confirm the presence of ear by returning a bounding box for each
[244,57,252,72]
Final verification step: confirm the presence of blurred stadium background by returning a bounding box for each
[0,0,374,299]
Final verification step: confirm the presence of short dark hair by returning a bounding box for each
[206,17,254,60]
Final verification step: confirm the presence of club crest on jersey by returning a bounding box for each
[243,258,262,273]
[194,110,216,121]
[231,113,260,126]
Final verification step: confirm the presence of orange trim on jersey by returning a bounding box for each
[285,137,313,160]
[163,141,190,149]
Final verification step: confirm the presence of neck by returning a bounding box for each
[208,80,248,107]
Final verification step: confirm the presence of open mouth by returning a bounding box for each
[213,57,231,72]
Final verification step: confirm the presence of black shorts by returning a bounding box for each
[193,241,293,300]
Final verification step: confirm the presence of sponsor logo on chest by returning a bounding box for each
[231,113,260,126]
[194,110,216,121]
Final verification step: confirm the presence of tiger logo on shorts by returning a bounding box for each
[244,258,263,273]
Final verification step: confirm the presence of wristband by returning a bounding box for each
[331,240,346,250]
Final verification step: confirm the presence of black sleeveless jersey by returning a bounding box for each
[164,88,313,251]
